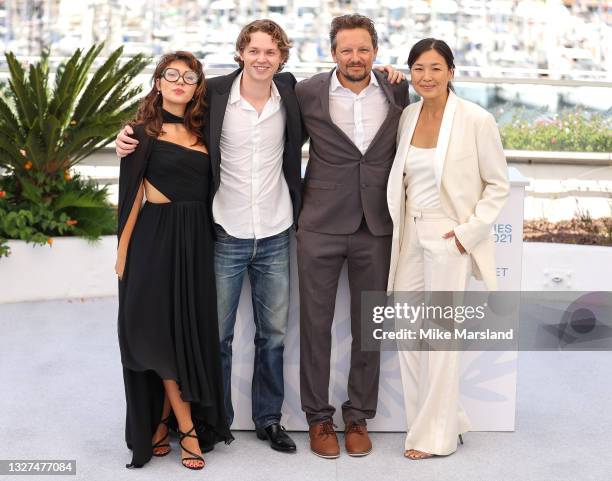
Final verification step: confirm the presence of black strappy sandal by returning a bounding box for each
[178,426,205,470]
[152,415,171,457]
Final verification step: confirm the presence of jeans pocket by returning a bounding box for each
[214,223,231,240]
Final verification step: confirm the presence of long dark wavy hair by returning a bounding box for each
[132,51,207,145]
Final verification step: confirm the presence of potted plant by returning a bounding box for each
[0,44,149,258]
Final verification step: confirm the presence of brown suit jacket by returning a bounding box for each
[296,69,409,236]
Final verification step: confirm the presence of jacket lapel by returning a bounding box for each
[275,76,300,147]
[387,100,421,225]
[208,69,241,178]
[403,100,423,149]
[364,70,403,155]
[433,90,458,190]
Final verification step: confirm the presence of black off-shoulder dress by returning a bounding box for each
[117,123,232,468]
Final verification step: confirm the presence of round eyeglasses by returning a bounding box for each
[161,68,200,85]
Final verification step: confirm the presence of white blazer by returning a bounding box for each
[386,90,510,292]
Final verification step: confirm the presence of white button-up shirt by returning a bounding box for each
[329,69,389,154]
[212,72,293,239]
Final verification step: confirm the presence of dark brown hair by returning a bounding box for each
[407,38,456,92]
[330,14,378,52]
[234,19,292,72]
[133,51,206,144]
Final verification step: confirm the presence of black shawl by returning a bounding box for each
[117,125,154,240]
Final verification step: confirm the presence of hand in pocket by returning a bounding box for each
[442,230,466,255]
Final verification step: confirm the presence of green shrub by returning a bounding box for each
[500,110,612,152]
[0,172,116,256]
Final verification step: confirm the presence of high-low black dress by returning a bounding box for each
[117,119,232,468]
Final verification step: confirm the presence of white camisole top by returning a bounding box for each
[403,145,441,209]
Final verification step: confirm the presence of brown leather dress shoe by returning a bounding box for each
[344,421,372,457]
[309,420,340,459]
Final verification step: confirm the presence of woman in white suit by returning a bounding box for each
[387,39,510,459]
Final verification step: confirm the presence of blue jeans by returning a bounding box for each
[214,224,290,429]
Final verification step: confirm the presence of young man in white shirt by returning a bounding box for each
[203,21,302,453]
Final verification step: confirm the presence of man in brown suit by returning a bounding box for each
[295,14,410,458]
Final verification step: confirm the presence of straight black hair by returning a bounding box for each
[407,38,456,92]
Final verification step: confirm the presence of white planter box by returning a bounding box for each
[0,236,117,304]
[2,238,610,302]
[522,242,612,291]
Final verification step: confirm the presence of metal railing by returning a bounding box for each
[1,61,611,86]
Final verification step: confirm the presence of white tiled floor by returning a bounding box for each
[1,298,611,481]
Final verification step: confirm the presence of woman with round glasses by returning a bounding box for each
[116,51,233,470]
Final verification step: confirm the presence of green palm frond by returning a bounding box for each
[1,43,150,176]
[72,46,125,121]
[54,187,109,210]
[0,44,149,257]
[5,52,37,129]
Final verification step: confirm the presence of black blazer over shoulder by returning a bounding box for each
[204,68,303,224]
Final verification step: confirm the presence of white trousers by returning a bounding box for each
[394,207,472,455]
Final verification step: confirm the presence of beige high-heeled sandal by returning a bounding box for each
[404,434,464,460]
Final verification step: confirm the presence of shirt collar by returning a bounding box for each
[330,68,379,93]
[270,79,281,103]
[229,71,281,105]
